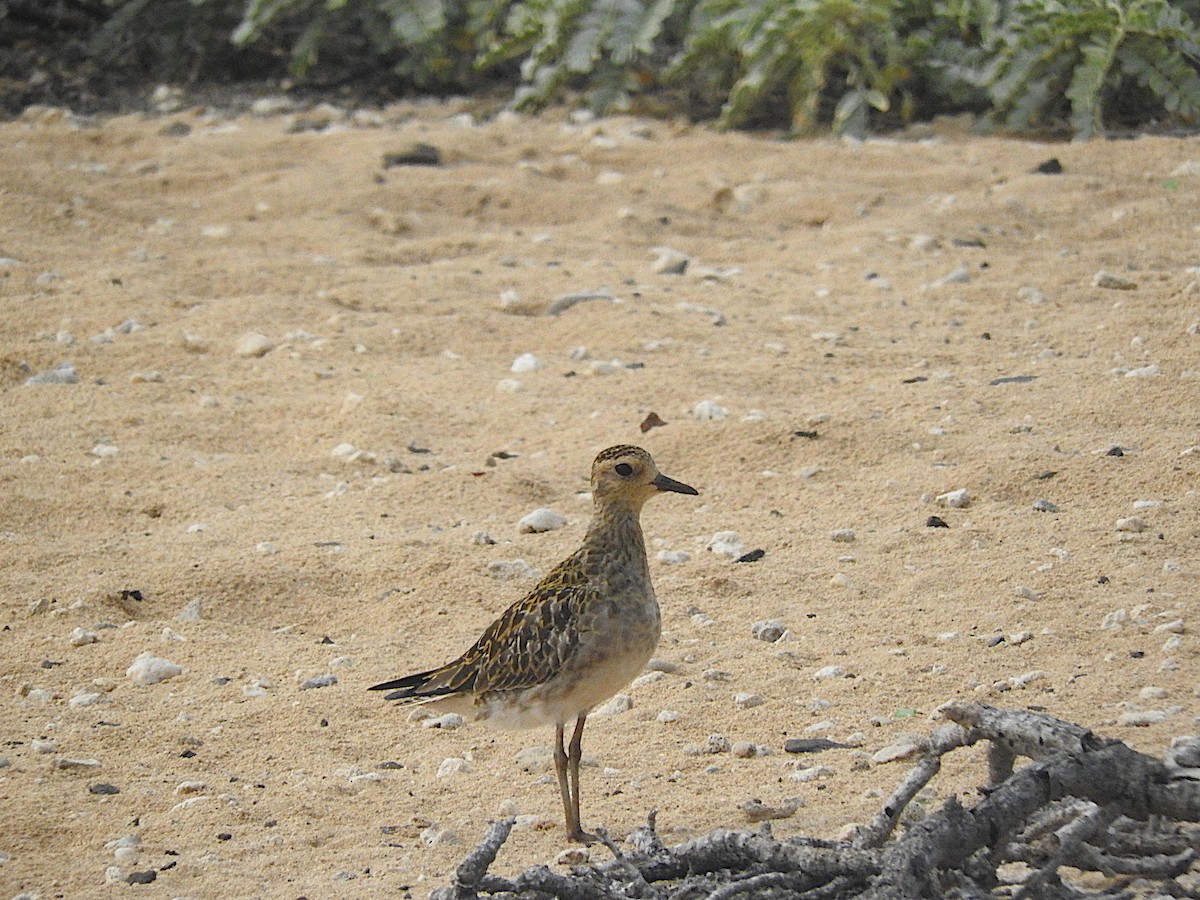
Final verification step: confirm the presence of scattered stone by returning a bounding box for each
[31,738,57,754]
[1118,708,1167,727]
[1032,499,1058,512]
[1153,619,1184,635]
[657,710,680,723]
[235,332,273,358]
[299,674,337,690]
[813,665,845,680]
[593,694,633,716]
[830,529,855,543]
[692,399,728,421]
[734,549,765,563]
[126,652,183,685]
[872,740,924,764]
[1033,158,1063,175]
[1115,516,1147,533]
[175,780,207,794]
[436,756,472,778]
[790,765,835,783]
[708,532,744,559]
[731,742,761,759]
[421,713,464,729]
[926,515,949,528]
[706,734,732,754]
[740,797,802,823]
[486,559,541,580]
[126,870,157,885]
[656,550,691,565]
[703,669,733,682]
[936,488,970,508]
[510,353,542,373]
[69,692,103,708]
[784,738,848,754]
[640,412,667,433]
[383,144,441,167]
[733,692,764,710]
[25,361,78,385]
[1018,286,1046,304]
[932,266,970,286]
[69,627,99,646]
[54,757,101,770]
[555,847,590,866]
[751,620,786,642]
[518,508,567,533]
[1093,270,1137,290]
[988,375,1036,385]
[1123,364,1160,378]
[89,782,120,795]
[546,290,614,316]
[650,246,689,275]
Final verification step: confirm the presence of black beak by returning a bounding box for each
[653,472,699,495]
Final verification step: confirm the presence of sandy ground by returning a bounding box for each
[1,98,1198,898]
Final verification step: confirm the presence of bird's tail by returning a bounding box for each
[369,662,474,702]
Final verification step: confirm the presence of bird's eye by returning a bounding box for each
[615,463,633,477]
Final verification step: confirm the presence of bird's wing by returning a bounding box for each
[370,550,594,701]
[470,551,593,695]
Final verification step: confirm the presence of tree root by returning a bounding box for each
[430,702,1200,899]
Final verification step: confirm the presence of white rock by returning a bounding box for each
[734,692,763,709]
[872,741,923,764]
[692,399,728,420]
[1018,286,1046,304]
[829,529,855,543]
[518,508,567,533]
[751,619,786,642]
[436,757,472,778]
[510,353,542,373]
[1124,364,1160,378]
[1100,609,1127,630]
[707,531,744,558]
[91,444,118,459]
[174,780,207,794]
[496,378,523,393]
[790,765,834,782]
[486,559,541,580]
[1118,708,1167,727]
[126,652,183,685]
[69,691,102,708]
[1153,619,1184,634]
[1115,516,1147,533]
[593,694,633,716]
[235,332,274,357]
[54,757,101,770]
[31,738,57,754]
[69,627,98,646]
[556,847,590,866]
[650,246,689,274]
[421,713,464,730]
[813,665,845,680]
[657,710,680,723]
[936,488,970,508]
[656,550,691,565]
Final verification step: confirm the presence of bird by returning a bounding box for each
[369,444,698,843]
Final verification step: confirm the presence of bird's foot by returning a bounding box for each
[566,826,600,844]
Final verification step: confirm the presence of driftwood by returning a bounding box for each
[431,702,1200,900]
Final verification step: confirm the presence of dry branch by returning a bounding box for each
[430,703,1200,900]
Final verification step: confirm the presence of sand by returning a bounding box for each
[1,99,1198,898]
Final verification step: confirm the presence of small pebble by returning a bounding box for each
[1118,709,1167,727]
[555,847,590,866]
[436,757,472,778]
[421,713,464,729]
[1153,619,1184,635]
[783,738,847,754]
[829,529,855,543]
[299,674,337,690]
[1032,499,1058,512]
[733,692,763,710]
[656,710,680,723]
[751,620,786,642]
[813,665,845,680]
[518,508,567,533]
[235,332,274,357]
[88,783,120,795]
[693,400,728,421]
[706,734,732,754]
[69,627,98,646]
[1093,270,1137,290]
[707,531,744,559]
[730,742,759,759]
[936,488,970,508]
[25,361,78,385]
[510,353,542,373]
[593,694,633,716]
[657,549,690,565]
[789,765,834,783]
[126,652,183,685]
[54,757,101,770]
[31,738,57,754]
[650,246,689,275]
[1115,516,1147,533]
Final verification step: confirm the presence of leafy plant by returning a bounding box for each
[670,0,911,135]
[480,0,678,113]
[980,0,1200,136]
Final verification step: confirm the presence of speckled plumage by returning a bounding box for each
[370,445,698,842]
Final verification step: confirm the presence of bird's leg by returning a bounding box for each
[554,722,575,838]
[566,714,598,843]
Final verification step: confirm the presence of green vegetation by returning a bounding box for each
[6,0,1200,134]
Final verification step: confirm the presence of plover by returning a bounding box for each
[370,444,698,842]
